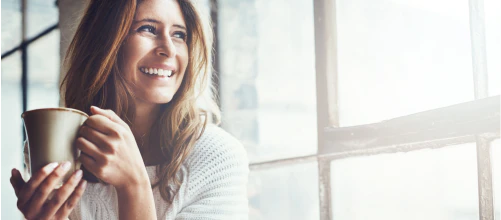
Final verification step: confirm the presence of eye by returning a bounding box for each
[173,31,187,41]
[137,25,157,34]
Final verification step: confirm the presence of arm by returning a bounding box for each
[76,106,156,220]
[115,180,157,220]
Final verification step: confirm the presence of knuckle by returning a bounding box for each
[111,128,121,138]
[24,211,37,220]
[66,199,76,209]
[24,184,36,194]
[105,140,115,150]
[17,200,23,211]
[96,168,106,179]
[34,187,49,199]
[50,195,62,206]
[52,170,64,179]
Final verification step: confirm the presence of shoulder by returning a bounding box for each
[185,124,249,168]
[177,125,250,218]
[183,124,249,192]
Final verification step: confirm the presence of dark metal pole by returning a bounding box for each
[1,24,59,60]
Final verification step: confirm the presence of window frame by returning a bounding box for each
[209,0,501,219]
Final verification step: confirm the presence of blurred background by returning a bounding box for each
[1,0,500,219]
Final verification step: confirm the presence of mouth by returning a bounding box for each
[139,67,175,78]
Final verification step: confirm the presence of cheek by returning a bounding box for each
[121,38,150,71]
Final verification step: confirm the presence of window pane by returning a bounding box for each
[27,0,58,39]
[248,162,319,220]
[1,51,24,220]
[1,0,22,53]
[27,30,60,110]
[492,139,500,220]
[485,0,501,96]
[337,0,475,126]
[331,143,478,220]
[219,0,317,163]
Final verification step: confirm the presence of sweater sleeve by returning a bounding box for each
[175,127,249,220]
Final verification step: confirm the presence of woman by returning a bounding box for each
[10,0,249,219]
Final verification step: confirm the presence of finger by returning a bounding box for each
[78,126,111,151]
[75,137,102,160]
[83,115,122,136]
[37,170,83,219]
[24,162,72,217]
[90,106,129,128]
[78,148,101,176]
[17,162,59,208]
[10,169,26,197]
[54,180,87,219]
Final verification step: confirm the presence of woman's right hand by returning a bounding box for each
[10,162,87,220]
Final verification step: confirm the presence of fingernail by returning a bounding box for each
[62,161,71,171]
[45,162,59,172]
[11,168,17,176]
[74,170,83,179]
[80,180,87,189]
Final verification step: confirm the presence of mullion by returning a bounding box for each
[476,136,495,220]
[469,0,489,99]
[313,0,338,219]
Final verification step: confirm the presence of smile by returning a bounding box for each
[140,67,174,77]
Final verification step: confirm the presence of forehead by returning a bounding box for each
[135,0,185,26]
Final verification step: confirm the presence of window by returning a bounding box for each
[214,0,500,219]
[1,0,59,219]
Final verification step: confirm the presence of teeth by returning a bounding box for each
[141,67,173,77]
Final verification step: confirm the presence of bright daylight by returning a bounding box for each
[1,0,500,219]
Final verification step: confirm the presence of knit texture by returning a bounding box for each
[25,125,249,220]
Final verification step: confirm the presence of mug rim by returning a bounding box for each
[21,107,89,118]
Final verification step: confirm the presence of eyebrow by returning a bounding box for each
[133,18,187,30]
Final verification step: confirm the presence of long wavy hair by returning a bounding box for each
[61,0,220,203]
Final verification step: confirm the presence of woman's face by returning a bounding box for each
[120,0,188,105]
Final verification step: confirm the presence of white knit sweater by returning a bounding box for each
[25,125,249,220]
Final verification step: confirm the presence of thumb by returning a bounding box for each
[90,106,128,128]
[10,169,25,197]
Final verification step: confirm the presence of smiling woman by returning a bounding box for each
[9,0,249,219]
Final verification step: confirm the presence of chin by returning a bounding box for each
[154,94,176,104]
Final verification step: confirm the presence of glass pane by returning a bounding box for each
[331,143,478,220]
[248,162,319,220]
[219,0,317,163]
[27,0,58,39]
[27,30,60,110]
[1,51,24,220]
[337,0,475,126]
[1,0,22,53]
[485,0,501,96]
[492,139,500,220]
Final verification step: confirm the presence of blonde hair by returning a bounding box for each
[61,0,220,202]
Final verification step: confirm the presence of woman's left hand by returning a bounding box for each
[76,106,149,190]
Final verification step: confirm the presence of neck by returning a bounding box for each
[132,100,161,141]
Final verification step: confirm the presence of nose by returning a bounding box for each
[156,36,177,58]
